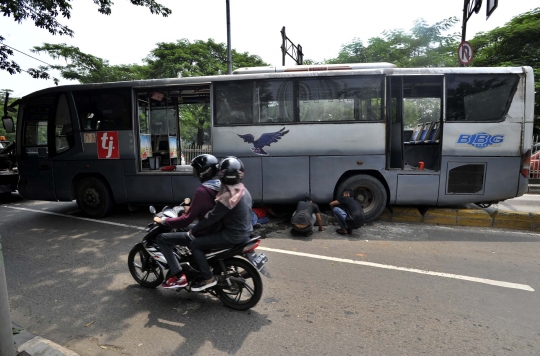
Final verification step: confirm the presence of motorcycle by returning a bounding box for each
[127,199,270,311]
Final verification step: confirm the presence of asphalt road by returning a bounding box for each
[1,194,539,355]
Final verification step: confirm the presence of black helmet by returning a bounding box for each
[191,154,219,182]
[218,157,244,185]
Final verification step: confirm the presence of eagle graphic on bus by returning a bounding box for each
[237,127,289,156]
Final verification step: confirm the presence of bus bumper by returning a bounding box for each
[517,174,528,197]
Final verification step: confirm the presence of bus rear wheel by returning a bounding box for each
[76,177,114,218]
[337,175,387,222]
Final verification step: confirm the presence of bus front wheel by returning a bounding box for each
[76,177,114,218]
[337,175,387,222]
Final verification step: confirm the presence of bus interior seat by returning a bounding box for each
[404,123,424,146]
[417,122,434,143]
[424,122,441,143]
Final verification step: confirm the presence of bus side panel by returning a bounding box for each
[240,157,262,203]
[125,175,174,203]
[309,155,387,203]
[212,124,385,157]
[437,156,521,205]
[442,122,522,157]
[396,174,440,205]
[171,175,203,203]
[262,157,309,204]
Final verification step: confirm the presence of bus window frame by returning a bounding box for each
[213,75,386,127]
[444,73,520,124]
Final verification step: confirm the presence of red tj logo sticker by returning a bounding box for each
[97,132,119,159]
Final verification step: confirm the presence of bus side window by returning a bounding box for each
[23,94,56,158]
[55,94,74,154]
[74,89,131,130]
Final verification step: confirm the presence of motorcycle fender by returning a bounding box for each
[244,253,271,278]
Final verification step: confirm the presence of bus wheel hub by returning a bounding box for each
[85,188,101,208]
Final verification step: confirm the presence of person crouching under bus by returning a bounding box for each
[187,157,253,292]
[154,154,221,289]
[290,197,325,237]
[329,190,364,235]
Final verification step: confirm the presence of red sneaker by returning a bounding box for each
[161,274,188,289]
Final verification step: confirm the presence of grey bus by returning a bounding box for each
[9,63,534,220]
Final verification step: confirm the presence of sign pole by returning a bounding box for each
[0,236,16,356]
[226,0,232,75]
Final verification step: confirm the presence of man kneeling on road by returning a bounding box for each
[330,190,364,235]
[290,197,325,237]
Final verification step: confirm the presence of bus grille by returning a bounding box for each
[447,164,485,194]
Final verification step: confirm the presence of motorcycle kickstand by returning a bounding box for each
[218,260,232,287]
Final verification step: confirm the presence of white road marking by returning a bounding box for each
[3,205,535,292]
[258,247,535,292]
[3,206,146,230]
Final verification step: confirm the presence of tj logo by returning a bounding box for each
[456,132,504,149]
[97,132,120,159]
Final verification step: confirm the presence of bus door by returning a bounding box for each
[17,94,61,201]
[438,73,522,205]
[387,75,444,205]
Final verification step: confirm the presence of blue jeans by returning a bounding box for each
[332,207,348,230]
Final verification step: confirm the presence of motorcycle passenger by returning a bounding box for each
[154,154,221,289]
[188,157,253,292]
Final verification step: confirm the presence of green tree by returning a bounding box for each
[144,38,267,78]
[327,17,460,67]
[0,0,170,82]
[32,43,150,83]
[470,8,540,134]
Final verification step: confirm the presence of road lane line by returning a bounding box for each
[257,246,535,292]
[3,205,534,292]
[3,206,146,230]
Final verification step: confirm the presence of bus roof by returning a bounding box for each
[232,62,397,74]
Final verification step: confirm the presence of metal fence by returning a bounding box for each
[531,136,540,179]
[180,144,212,164]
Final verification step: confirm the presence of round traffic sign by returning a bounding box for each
[458,41,474,66]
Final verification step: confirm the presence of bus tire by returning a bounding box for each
[337,175,387,222]
[76,177,114,218]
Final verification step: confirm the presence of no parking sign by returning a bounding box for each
[458,41,474,66]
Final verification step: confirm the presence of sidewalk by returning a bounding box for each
[12,322,79,356]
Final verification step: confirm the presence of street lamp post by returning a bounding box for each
[226,0,232,74]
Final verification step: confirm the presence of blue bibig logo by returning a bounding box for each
[456,132,504,149]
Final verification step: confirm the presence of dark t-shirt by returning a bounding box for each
[291,201,320,226]
[338,196,364,228]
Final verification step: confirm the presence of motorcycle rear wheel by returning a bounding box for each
[214,257,263,311]
[128,244,164,288]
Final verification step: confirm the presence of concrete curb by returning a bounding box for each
[12,323,80,356]
[376,206,540,232]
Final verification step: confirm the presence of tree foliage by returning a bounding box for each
[327,17,460,67]
[144,39,267,78]
[32,43,150,83]
[470,8,540,132]
[0,0,170,81]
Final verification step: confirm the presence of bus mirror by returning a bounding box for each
[2,116,14,133]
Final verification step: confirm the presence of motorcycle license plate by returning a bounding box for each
[249,253,268,271]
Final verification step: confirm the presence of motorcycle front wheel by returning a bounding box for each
[128,244,164,288]
[214,257,263,311]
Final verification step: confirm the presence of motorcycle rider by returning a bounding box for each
[188,156,253,292]
[154,154,221,289]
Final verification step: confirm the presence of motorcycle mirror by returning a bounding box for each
[149,206,156,214]
[184,197,191,205]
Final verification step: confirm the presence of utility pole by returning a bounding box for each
[226,0,232,74]
[0,236,15,356]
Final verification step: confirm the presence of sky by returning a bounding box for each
[1,0,538,97]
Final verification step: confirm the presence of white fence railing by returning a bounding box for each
[180,145,212,164]
[531,136,540,179]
